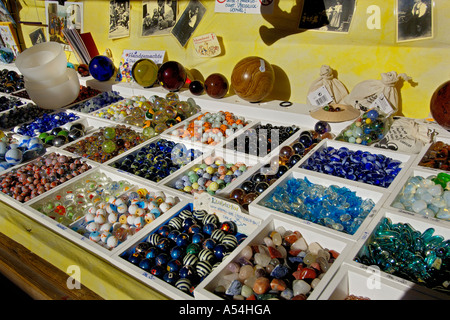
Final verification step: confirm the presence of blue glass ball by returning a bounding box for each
[89,55,115,81]
[191,232,205,244]
[213,243,229,261]
[202,238,216,250]
[175,233,190,247]
[156,238,172,252]
[155,253,170,266]
[166,259,182,272]
[182,217,196,231]
[367,109,379,120]
[5,148,22,165]
[128,253,141,265]
[167,229,181,241]
[202,223,216,236]
[314,120,331,135]
[170,245,184,260]
[163,272,179,285]
[156,225,172,238]
[179,265,196,280]
[150,265,164,277]
[145,247,159,259]
[138,258,153,271]
[187,224,201,234]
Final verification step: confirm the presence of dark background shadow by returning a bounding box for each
[259,0,329,46]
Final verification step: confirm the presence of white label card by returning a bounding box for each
[307,85,334,106]
[215,0,274,14]
[369,93,395,116]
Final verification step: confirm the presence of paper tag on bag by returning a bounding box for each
[307,85,334,107]
[369,93,395,116]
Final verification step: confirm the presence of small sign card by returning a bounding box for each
[215,0,274,14]
[193,33,221,57]
[194,193,261,236]
[116,49,165,82]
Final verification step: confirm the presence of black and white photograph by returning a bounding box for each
[29,28,46,45]
[142,0,178,36]
[109,0,130,39]
[397,0,433,42]
[299,0,356,33]
[171,0,205,47]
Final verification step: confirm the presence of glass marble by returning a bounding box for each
[120,206,247,296]
[89,55,116,82]
[131,58,158,88]
[301,146,402,188]
[64,125,147,163]
[260,176,375,235]
[314,121,331,135]
[157,61,187,92]
[392,174,450,221]
[227,124,299,157]
[355,217,450,295]
[189,80,205,96]
[101,140,116,153]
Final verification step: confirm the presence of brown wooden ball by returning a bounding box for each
[231,56,275,103]
[204,73,228,99]
[430,80,450,130]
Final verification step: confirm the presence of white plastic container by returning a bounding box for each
[111,201,262,300]
[15,42,67,82]
[25,68,80,109]
[318,262,441,300]
[249,168,387,241]
[195,214,353,300]
[385,166,450,227]
[346,208,450,300]
[295,138,415,192]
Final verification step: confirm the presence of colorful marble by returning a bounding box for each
[260,177,376,235]
[120,206,246,296]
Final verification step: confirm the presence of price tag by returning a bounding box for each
[307,85,333,107]
[369,93,395,116]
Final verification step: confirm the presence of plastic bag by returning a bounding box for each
[307,65,348,106]
[335,108,393,146]
[373,117,436,153]
[343,71,411,114]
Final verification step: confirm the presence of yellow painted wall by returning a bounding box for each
[15,0,450,119]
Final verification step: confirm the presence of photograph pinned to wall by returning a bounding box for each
[298,0,356,33]
[0,22,20,63]
[29,28,47,45]
[45,1,83,50]
[109,0,130,39]
[396,0,433,42]
[171,0,206,47]
[142,0,178,36]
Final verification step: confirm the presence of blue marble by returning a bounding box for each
[89,55,115,82]
[261,177,376,235]
[301,146,402,188]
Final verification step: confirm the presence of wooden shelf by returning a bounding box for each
[0,232,103,300]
